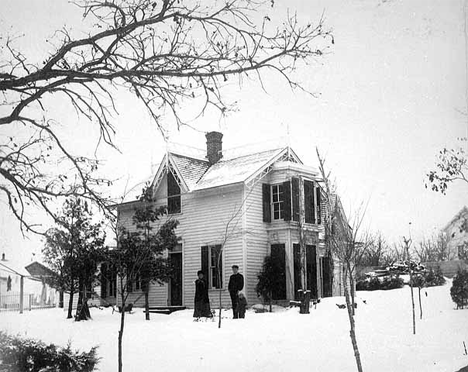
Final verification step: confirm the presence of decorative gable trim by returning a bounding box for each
[151,154,189,198]
[245,147,302,188]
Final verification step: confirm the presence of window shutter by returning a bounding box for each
[100,263,107,298]
[201,246,209,285]
[262,184,271,222]
[304,180,315,224]
[283,180,291,221]
[316,186,322,224]
[292,177,300,222]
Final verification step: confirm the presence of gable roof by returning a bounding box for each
[25,262,56,278]
[170,153,210,190]
[150,146,303,195]
[443,206,468,232]
[193,148,285,190]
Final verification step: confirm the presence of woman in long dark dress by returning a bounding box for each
[193,271,212,320]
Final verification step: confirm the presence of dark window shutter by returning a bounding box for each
[316,187,322,224]
[262,184,271,222]
[304,180,315,224]
[283,180,291,221]
[100,263,107,298]
[292,177,300,222]
[201,246,209,285]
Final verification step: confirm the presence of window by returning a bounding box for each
[271,184,284,220]
[101,263,117,298]
[126,272,141,293]
[262,180,321,224]
[167,171,181,214]
[201,245,223,289]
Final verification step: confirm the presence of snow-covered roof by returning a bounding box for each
[193,148,284,190]
[170,153,210,190]
[139,144,306,199]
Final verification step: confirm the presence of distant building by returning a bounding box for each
[107,132,347,309]
[442,206,468,260]
[0,253,57,311]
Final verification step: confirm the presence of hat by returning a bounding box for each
[232,265,239,269]
[197,270,204,276]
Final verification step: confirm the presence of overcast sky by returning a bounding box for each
[1,0,467,265]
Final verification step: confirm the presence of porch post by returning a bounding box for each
[298,176,306,291]
[19,275,24,314]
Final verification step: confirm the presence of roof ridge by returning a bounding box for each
[169,151,208,162]
[218,146,285,162]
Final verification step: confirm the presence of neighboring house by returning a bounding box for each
[112,132,345,309]
[0,254,57,311]
[443,206,468,260]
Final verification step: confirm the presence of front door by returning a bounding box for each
[169,252,182,306]
[270,244,286,300]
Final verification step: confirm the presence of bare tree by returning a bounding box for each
[357,231,390,267]
[403,236,416,335]
[414,232,453,262]
[317,148,365,372]
[0,0,333,234]
[103,187,178,372]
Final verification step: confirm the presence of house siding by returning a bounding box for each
[244,182,269,305]
[113,149,343,310]
[117,183,245,309]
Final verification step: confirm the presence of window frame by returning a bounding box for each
[202,245,223,289]
[271,184,284,220]
[209,245,223,289]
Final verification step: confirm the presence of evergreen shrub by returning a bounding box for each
[424,266,446,287]
[450,268,468,309]
[0,331,99,372]
[356,275,403,291]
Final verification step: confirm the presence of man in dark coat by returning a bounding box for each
[193,271,212,319]
[228,265,244,319]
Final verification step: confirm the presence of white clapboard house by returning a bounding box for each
[104,132,346,309]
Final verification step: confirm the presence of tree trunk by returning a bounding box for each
[218,282,222,329]
[347,260,356,316]
[145,289,150,321]
[59,291,64,308]
[67,289,74,319]
[408,266,416,335]
[118,300,125,372]
[118,276,126,372]
[343,266,363,372]
[75,277,84,321]
[418,287,423,320]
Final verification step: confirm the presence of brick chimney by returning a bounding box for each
[1,253,5,261]
[206,131,223,164]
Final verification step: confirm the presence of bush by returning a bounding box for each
[0,332,99,372]
[450,268,468,309]
[356,275,403,291]
[424,266,446,287]
[380,276,404,290]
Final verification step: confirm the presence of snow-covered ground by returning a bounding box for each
[1,280,468,372]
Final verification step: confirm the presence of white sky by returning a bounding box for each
[1,0,467,264]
